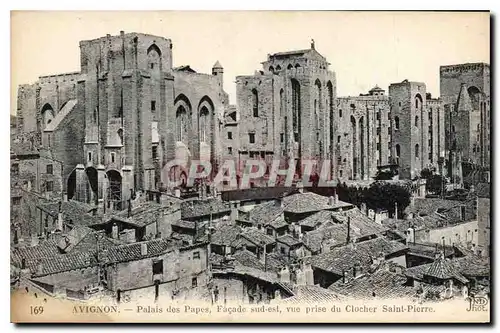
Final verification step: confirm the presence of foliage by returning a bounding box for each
[374,170,394,180]
[363,181,411,218]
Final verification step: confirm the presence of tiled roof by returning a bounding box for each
[101,238,182,264]
[181,198,232,219]
[408,242,456,259]
[114,201,179,227]
[425,256,469,284]
[282,192,353,214]
[221,187,297,202]
[277,234,302,247]
[266,216,288,230]
[308,238,407,276]
[282,285,344,304]
[240,228,276,246]
[329,269,415,299]
[232,249,287,274]
[11,239,62,266]
[302,209,388,252]
[211,224,242,246]
[406,255,487,281]
[405,198,476,223]
[249,200,284,225]
[172,220,197,230]
[30,251,98,277]
[37,200,100,227]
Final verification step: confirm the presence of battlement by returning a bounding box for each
[38,72,81,84]
[79,31,171,46]
[440,62,489,74]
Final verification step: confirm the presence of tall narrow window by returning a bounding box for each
[110,153,115,163]
[199,106,209,143]
[176,106,187,142]
[152,146,158,159]
[249,133,255,144]
[46,164,53,175]
[151,101,156,112]
[395,116,400,130]
[228,132,232,140]
[88,152,92,162]
[415,115,419,128]
[415,144,420,158]
[252,89,259,117]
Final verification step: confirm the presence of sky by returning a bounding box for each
[10,11,490,115]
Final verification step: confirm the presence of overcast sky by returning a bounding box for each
[11,11,490,115]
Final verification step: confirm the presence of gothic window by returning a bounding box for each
[176,105,187,142]
[199,106,209,143]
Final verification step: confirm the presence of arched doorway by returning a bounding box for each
[85,167,99,205]
[106,170,122,211]
[67,169,76,200]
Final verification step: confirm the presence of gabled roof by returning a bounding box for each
[212,60,223,69]
[424,256,469,284]
[181,198,232,219]
[277,234,302,247]
[240,228,276,246]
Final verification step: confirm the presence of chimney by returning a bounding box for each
[394,202,399,219]
[460,205,466,221]
[21,257,26,269]
[63,193,68,202]
[141,242,148,256]
[112,223,119,239]
[342,270,346,283]
[296,181,304,193]
[174,188,181,198]
[328,196,335,206]
[406,227,415,244]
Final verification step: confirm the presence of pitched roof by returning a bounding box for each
[181,198,232,219]
[308,238,407,276]
[282,285,344,304]
[101,238,183,264]
[424,256,469,283]
[212,60,223,69]
[240,228,276,246]
[249,200,284,224]
[277,234,302,247]
[405,254,488,281]
[328,269,414,299]
[221,187,297,202]
[37,200,100,227]
[211,224,242,246]
[302,209,388,252]
[113,201,180,227]
[282,192,353,214]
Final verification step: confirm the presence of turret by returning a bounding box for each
[212,60,224,89]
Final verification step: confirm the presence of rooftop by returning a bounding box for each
[181,198,232,219]
[308,238,408,276]
[328,269,415,299]
[112,201,180,227]
[282,191,354,214]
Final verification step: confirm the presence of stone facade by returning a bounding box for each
[440,63,490,173]
[16,31,229,211]
[235,42,336,181]
[233,43,449,181]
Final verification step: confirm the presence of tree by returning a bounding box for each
[362,181,411,218]
[427,174,445,195]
